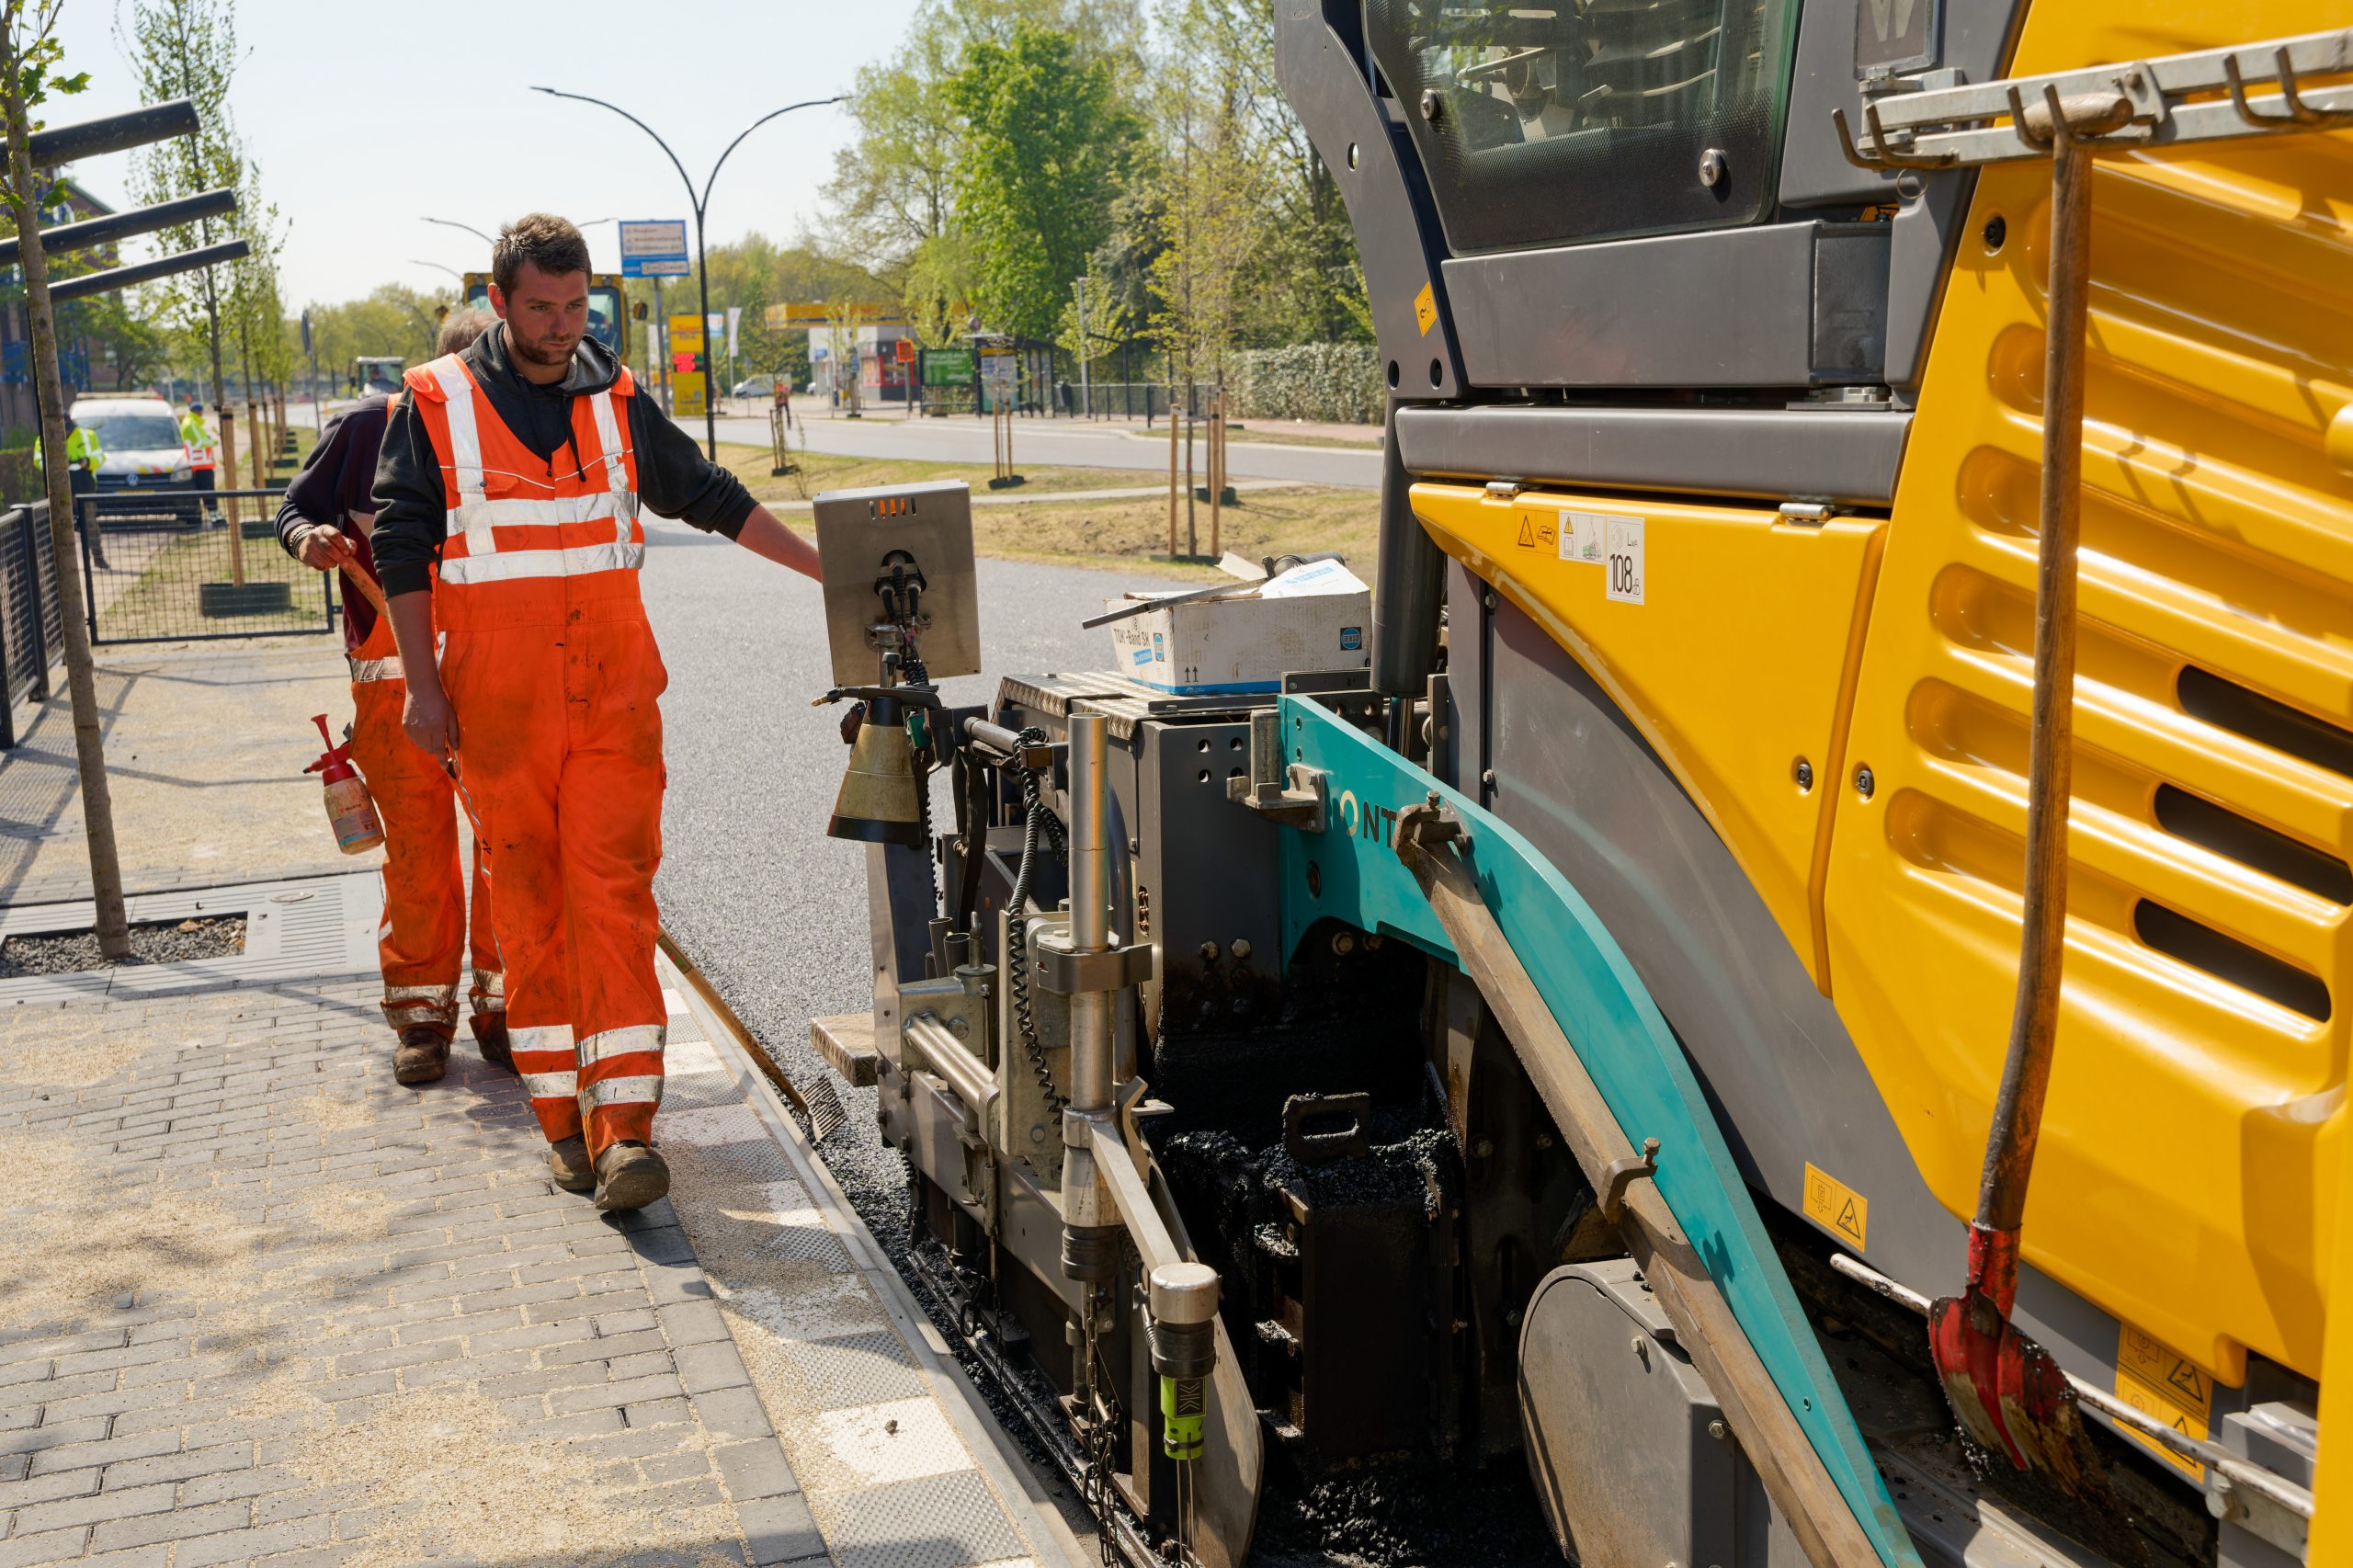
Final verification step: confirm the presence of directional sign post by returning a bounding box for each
[618,220,690,278]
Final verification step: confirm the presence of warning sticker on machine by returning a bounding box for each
[2115,1324,2211,1481]
[1802,1163,1868,1250]
[1413,282,1438,336]
[1515,510,1557,553]
[1558,511,1608,566]
[1604,517,1645,604]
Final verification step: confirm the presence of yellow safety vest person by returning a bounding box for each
[180,407,216,472]
[35,424,105,474]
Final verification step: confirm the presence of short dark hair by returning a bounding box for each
[491,212,590,292]
[436,308,494,358]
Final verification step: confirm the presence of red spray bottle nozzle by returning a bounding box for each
[305,713,358,782]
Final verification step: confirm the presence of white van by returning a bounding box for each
[68,395,199,497]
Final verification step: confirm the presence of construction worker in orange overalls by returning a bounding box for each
[277,309,507,1086]
[370,213,823,1211]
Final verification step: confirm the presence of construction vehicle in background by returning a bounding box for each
[459,270,629,361]
[352,357,406,398]
[808,6,2349,1566]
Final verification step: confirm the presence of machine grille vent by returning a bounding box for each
[2132,901,2332,1023]
[2152,784,2353,905]
[2177,666,2353,780]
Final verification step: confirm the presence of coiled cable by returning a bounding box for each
[1003,726,1068,1114]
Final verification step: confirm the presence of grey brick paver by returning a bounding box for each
[12,1477,178,1534]
[177,1517,334,1565]
[0,1527,92,1568]
[85,1496,252,1551]
[100,1439,251,1489]
[548,1371,686,1415]
[24,1427,180,1479]
[0,1464,98,1508]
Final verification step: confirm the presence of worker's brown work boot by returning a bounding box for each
[548,1135,595,1194]
[392,1027,449,1085]
[593,1142,671,1213]
[471,1015,515,1073]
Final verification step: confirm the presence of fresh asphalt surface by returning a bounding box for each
[644,516,1186,1225]
[712,410,1381,489]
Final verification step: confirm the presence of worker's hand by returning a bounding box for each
[402,681,460,763]
[293,524,356,572]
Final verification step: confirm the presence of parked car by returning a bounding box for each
[72,396,200,497]
[729,375,782,399]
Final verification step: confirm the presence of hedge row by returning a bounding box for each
[1226,344,1383,426]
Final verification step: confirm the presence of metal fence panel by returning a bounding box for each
[1,502,64,748]
[78,488,335,645]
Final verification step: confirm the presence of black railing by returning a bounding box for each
[76,489,337,646]
[0,502,64,749]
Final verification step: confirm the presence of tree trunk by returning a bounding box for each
[240,323,262,493]
[5,44,130,960]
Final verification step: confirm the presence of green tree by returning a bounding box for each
[947,22,1135,342]
[118,0,248,438]
[301,282,443,376]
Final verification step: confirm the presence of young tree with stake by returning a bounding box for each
[0,2,129,959]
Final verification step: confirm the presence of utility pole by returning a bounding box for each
[1076,268,1090,420]
[653,274,668,415]
[531,86,841,458]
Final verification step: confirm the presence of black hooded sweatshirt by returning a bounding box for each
[369,324,756,599]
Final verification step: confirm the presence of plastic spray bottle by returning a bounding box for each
[305,713,384,854]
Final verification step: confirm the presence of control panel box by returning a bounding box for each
[813,480,981,685]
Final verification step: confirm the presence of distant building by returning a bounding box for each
[811,321,915,406]
[0,175,123,432]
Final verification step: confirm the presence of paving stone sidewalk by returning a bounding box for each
[0,975,825,1568]
[0,937,1078,1568]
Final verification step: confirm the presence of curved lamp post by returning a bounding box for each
[528,88,843,457]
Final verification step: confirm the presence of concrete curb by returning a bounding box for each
[659,937,1093,1568]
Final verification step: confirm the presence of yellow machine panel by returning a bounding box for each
[1410,484,1885,986]
[1822,1,2353,1387]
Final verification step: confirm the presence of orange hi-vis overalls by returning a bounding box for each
[404,353,668,1159]
[344,602,504,1040]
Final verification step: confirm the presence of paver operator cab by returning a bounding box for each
[808,6,2352,1568]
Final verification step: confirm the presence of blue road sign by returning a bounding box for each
[619,219,689,278]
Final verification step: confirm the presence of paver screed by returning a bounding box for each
[0,977,824,1568]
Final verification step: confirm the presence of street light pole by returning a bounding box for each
[529,87,842,459]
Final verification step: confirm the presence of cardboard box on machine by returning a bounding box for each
[1103,556,1371,695]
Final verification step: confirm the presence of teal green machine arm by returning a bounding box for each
[1273,696,1920,1568]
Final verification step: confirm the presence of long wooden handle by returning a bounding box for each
[1399,828,1885,1568]
[337,562,388,617]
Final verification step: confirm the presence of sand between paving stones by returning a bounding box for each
[1,1011,747,1566]
[0,1006,185,1089]
[271,1383,745,1568]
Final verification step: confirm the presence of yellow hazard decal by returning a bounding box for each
[1514,507,1557,553]
[2115,1324,2211,1481]
[1413,283,1438,337]
[1802,1163,1868,1250]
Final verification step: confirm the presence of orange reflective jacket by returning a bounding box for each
[400,355,645,631]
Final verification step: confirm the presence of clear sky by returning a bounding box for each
[51,0,921,308]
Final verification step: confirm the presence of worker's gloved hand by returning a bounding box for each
[402,682,460,763]
[294,524,356,572]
